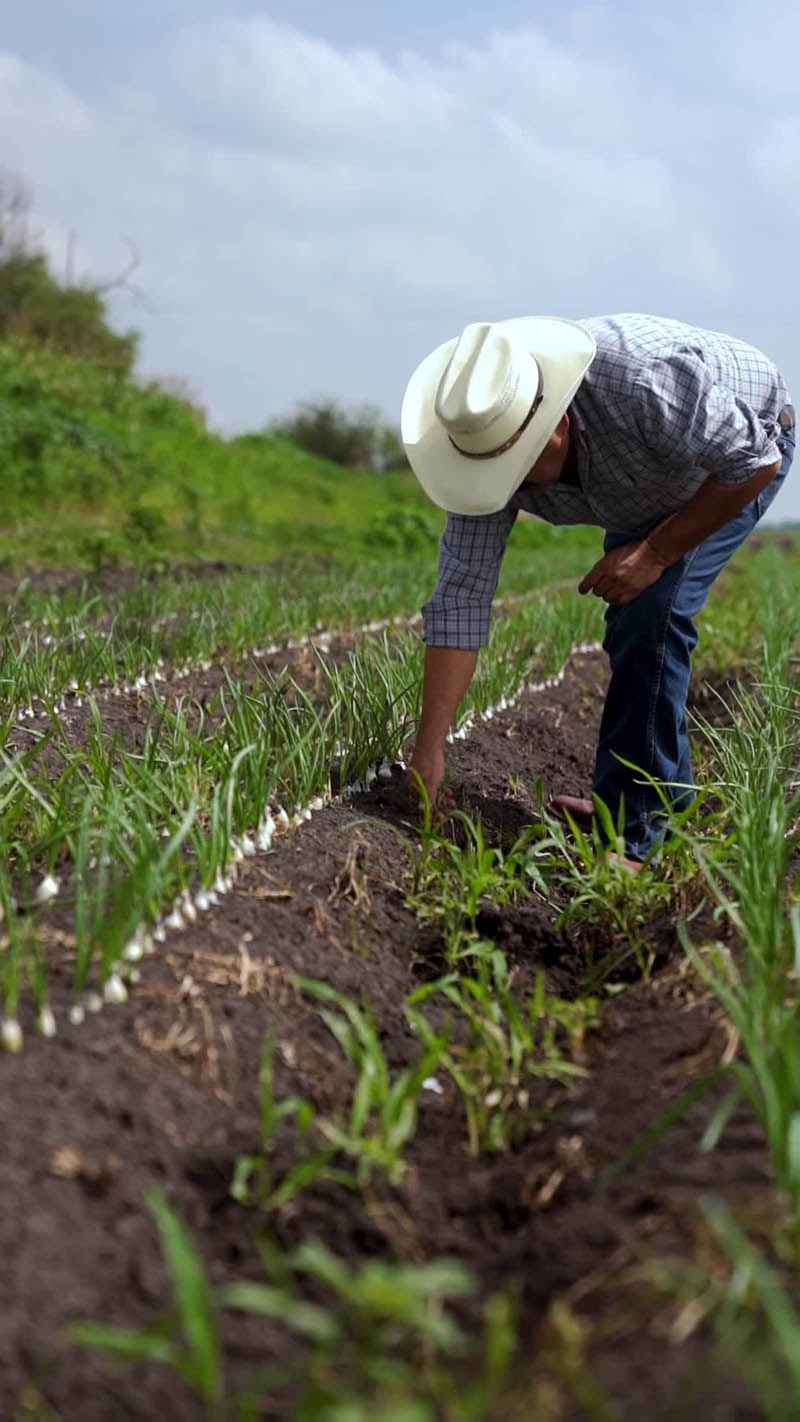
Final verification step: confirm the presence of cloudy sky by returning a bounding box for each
[2,0,799,518]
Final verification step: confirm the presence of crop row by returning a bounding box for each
[4,522,791,724]
[69,556,800,1419]
[0,583,605,1047]
[626,582,800,1411]
[4,576,584,723]
[0,528,603,711]
[3,536,794,1047]
[10,540,800,1416]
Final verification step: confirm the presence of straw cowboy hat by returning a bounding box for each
[401,317,596,515]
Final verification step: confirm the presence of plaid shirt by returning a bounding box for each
[422,313,791,648]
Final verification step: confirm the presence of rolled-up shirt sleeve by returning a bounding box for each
[634,355,782,486]
[421,507,517,649]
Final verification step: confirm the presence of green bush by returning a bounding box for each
[272,399,408,471]
[0,251,136,372]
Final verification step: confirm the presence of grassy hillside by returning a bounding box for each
[0,338,444,568]
[0,337,603,579]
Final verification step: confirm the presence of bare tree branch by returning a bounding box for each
[0,171,34,255]
[93,236,140,294]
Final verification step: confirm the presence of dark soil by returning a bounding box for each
[0,558,248,601]
[0,652,770,1421]
[10,630,407,778]
[8,638,310,739]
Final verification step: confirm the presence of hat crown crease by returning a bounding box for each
[435,325,519,435]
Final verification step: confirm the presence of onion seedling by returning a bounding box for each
[408,949,597,1155]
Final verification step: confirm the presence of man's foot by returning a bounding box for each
[550,794,594,822]
[550,796,643,870]
[606,851,643,874]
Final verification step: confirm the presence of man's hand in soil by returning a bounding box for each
[406,645,478,815]
[406,741,453,814]
[578,540,669,606]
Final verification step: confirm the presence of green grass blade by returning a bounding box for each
[145,1187,222,1402]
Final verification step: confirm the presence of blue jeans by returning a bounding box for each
[594,417,796,860]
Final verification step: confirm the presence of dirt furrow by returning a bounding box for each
[0,652,766,1420]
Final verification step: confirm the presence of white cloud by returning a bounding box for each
[0,51,91,138]
[0,8,794,490]
[161,16,730,310]
[172,19,459,151]
[426,27,629,143]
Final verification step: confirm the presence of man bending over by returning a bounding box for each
[400,314,795,867]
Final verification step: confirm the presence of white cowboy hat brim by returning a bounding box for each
[401,316,596,515]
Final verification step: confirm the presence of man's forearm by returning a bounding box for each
[416,645,479,746]
[645,461,781,565]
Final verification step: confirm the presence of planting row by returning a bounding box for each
[46,596,800,1421]
[3,528,791,725]
[76,576,800,1418]
[0,584,606,1046]
[4,542,800,1417]
[0,639,625,1420]
[0,526,603,713]
[4,536,797,1051]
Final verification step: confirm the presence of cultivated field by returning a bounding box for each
[2,529,800,1421]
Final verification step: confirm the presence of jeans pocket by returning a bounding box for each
[756,478,786,521]
[755,483,778,521]
[755,432,795,519]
